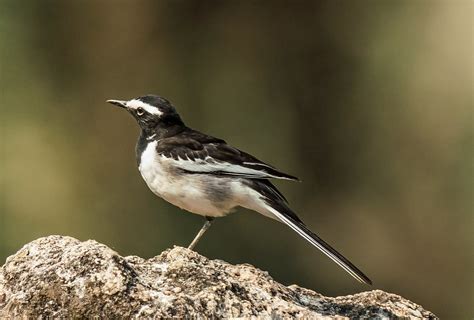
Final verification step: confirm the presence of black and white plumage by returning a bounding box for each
[107,95,372,285]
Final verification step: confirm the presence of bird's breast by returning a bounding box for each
[138,141,173,198]
[138,141,239,217]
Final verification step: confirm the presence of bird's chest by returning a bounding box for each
[138,141,176,198]
[137,141,236,217]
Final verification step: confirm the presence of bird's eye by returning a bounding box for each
[136,107,145,116]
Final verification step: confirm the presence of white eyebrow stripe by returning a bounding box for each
[127,99,162,116]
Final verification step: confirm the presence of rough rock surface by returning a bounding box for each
[0,236,436,318]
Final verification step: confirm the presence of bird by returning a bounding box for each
[107,94,372,285]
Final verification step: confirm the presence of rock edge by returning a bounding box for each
[0,236,437,318]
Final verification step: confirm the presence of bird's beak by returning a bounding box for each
[106,99,127,109]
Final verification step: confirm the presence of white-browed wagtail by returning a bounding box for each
[107,95,372,285]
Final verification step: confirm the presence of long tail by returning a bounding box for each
[253,180,372,284]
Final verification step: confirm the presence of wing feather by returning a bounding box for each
[156,129,299,181]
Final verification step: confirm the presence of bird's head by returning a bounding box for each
[107,95,184,132]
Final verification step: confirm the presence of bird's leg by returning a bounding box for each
[188,217,214,250]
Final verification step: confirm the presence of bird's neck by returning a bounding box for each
[136,123,186,166]
[143,122,185,141]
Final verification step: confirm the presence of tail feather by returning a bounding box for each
[265,203,372,285]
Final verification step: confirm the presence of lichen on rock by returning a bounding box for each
[0,235,437,318]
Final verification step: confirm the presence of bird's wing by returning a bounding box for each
[156,129,299,181]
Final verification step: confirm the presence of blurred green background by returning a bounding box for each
[1,0,472,318]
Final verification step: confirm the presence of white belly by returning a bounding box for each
[138,141,241,217]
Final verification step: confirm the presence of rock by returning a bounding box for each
[0,235,437,318]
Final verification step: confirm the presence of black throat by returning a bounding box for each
[135,122,186,166]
